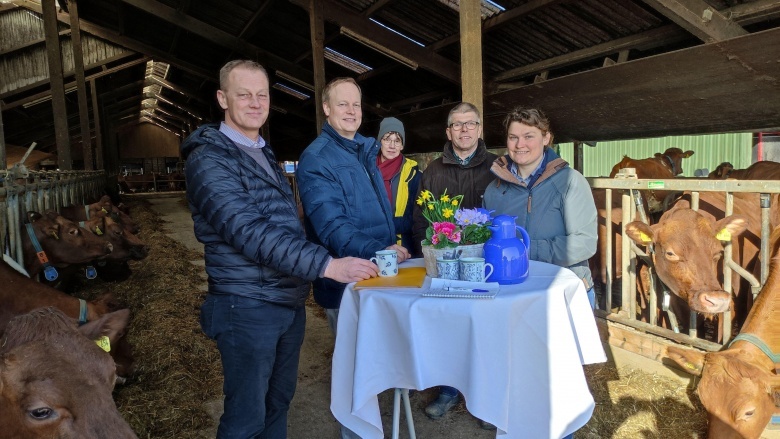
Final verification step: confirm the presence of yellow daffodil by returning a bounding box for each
[427,204,434,210]
[452,200,459,206]
[422,190,433,201]
[441,194,450,203]
[443,208,454,218]
[416,197,424,205]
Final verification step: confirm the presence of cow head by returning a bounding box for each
[667,346,780,439]
[0,307,137,439]
[625,206,748,314]
[82,216,148,261]
[24,212,113,275]
[709,162,735,179]
[655,148,695,176]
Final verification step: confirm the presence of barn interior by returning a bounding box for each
[2,0,780,169]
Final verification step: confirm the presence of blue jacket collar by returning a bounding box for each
[321,122,379,162]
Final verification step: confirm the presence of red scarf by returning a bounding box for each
[377,155,403,206]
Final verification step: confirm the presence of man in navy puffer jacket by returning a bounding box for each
[297,78,411,335]
[182,61,378,439]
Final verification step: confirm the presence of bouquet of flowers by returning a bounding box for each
[417,190,492,249]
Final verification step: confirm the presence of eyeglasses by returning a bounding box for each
[381,137,402,145]
[448,121,480,130]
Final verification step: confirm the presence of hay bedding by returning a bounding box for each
[76,199,707,439]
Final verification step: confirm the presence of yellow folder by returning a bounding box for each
[353,267,427,290]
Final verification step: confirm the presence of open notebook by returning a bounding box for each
[353,267,427,290]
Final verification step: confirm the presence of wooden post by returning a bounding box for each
[0,108,5,169]
[42,0,72,170]
[68,0,93,170]
[573,140,584,173]
[309,0,326,131]
[460,0,482,118]
[90,79,104,169]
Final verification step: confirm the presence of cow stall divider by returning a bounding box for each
[588,177,778,356]
[1,169,106,267]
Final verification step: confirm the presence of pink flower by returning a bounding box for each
[431,234,440,245]
[433,221,457,235]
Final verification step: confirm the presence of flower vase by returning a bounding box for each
[421,243,485,277]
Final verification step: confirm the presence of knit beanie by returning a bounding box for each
[378,117,405,145]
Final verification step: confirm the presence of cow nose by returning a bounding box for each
[105,243,114,254]
[697,291,731,313]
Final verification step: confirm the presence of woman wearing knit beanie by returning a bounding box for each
[376,117,422,256]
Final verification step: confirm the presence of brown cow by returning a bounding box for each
[609,147,695,213]
[591,148,696,290]
[60,195,141,235]
[22,211,114,278]
[665,226,780,439]
[0,307,137,439]
[625,203,748,315]
[0,257,135,378]
[81,216,148,261]
[709,160,780,181]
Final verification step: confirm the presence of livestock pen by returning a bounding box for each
[589,176,780,358]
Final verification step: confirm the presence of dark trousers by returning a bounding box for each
[201,294,306,439]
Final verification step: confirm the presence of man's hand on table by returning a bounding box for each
[324,257,379,283]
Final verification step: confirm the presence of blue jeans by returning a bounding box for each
[201,294,306,439]
[587,287,596,310]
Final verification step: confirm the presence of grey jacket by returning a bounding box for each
[483,149,597,289]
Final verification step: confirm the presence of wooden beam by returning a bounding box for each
[492,25,685,82]
[42,0,71,169]
[309,0,326,131]
[362,0,394,17]
[429,0,563,51]
[69,0,93,170]
[0,3,20,12]
[90,79,103,168]
[116,0,313,83]
[640,0,747,42]
[727,0,780,24]
[146,76,209,105]
[387,90,453,110]
[289,0,460,84]
[460,0,483,114]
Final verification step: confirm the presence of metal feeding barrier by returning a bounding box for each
[1,149,106,267]
[588,175,778,352]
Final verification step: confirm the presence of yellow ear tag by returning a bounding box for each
[716,229,732,242]
[95,335,111,352]
[685,362,697,370]
[52,231,59,240]
[101,207,108,214]
[639,231,652,243]
[95,226,103,236]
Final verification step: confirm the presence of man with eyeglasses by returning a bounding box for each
[412,102,498,426]
[412,102,498,256]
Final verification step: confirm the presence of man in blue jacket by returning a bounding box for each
[297,77,411,335]
[182,61,378,439]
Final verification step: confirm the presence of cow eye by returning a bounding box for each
[664,250,679,261]
[28,407,54,420]
[69,228,79,236]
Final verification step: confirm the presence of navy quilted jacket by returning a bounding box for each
[296,123,395,308]
[181,124,330,307]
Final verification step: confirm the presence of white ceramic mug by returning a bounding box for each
[459,257,494,283]
[436,258,459,280]
[371,250,398,277]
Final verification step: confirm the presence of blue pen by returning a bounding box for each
[447,287,489,292]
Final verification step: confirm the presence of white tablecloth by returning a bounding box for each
[331,259,606,439]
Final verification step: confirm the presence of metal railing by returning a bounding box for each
[1,169,106,266]
[588,177,779,352]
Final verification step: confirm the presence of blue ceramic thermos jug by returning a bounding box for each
[484,215,530,284]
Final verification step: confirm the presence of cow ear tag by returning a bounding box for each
[101,207,108,214]
[51,231,59,240]
[44,266,58,281]
[95,226,103,236]
[95,335,111,352]
[639,231,652,243]
[85,266,98,279]
[716,229,732,242]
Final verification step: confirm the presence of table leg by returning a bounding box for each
[392,388,416,439]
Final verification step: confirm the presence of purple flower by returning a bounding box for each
[455,208,492,227]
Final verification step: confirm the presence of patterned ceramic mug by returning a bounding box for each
[371,250,398,277]
[436,258,459,280]
[459,257,494,283]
